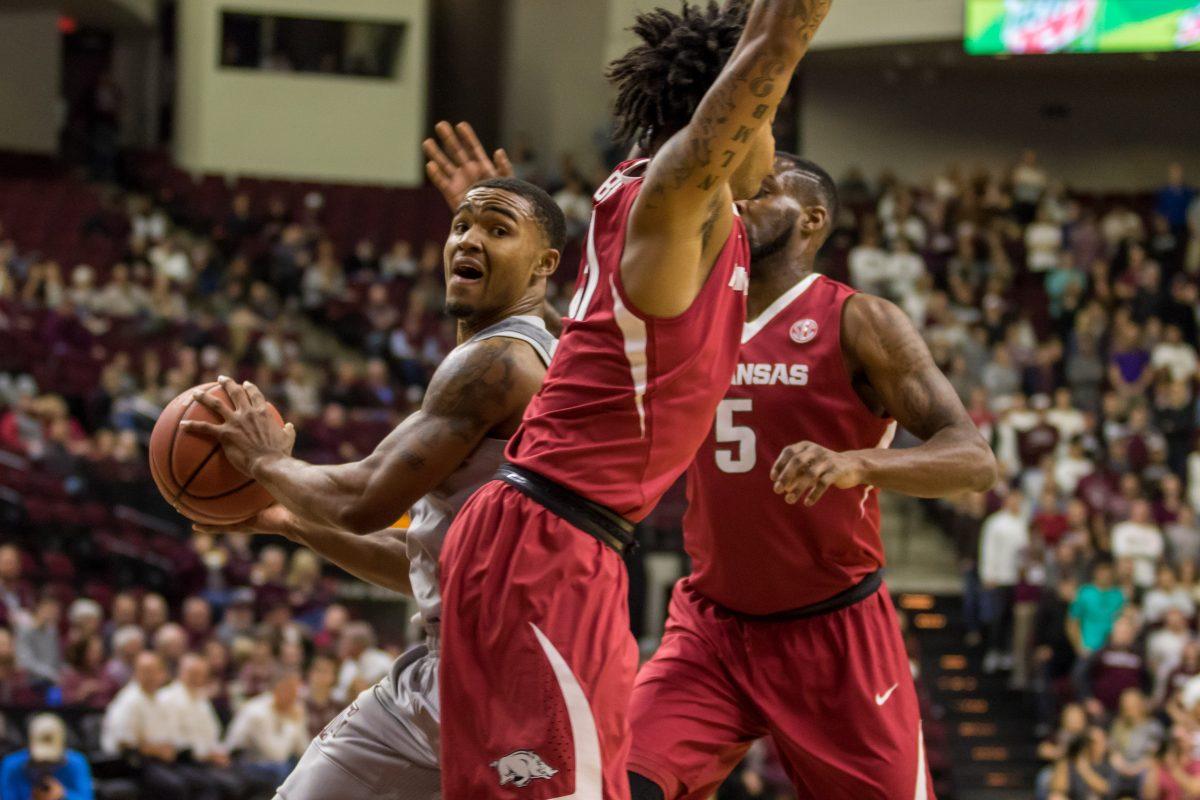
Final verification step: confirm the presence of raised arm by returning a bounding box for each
[624,0,832,316]
[771,294,998,505]
[182,338,544,534]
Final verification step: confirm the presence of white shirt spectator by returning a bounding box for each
[1191,451,1200,513]
[158,681,224,759]
[224,693,308,762]
[849,241,889,295]
[1152,340,1198,384]
[885,250,926,298]
[1046,407,1086,447]
[1112,521,1165,588]
[1025,220,1062,272]
[979,508,1029,587]
[1054,454,1093,495]
[1143,589,1196,626]
[1147,627,1192,685]
[336,647,392,699]
[101,682,174,755]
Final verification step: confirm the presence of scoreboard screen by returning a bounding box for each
[965,0,1200,54]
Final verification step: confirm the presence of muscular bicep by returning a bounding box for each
[843,294,976,442]
[331,338,542,531]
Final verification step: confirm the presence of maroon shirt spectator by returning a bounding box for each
[303,654,342,737]
[1090,620,1148,713]
[0,545,35,629]
[60,635,120,708]
[181,596,214,649]
[0,627,40,707]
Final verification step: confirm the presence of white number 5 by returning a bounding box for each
[715,398,756,474]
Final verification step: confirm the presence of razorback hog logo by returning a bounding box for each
[491,750,558,788]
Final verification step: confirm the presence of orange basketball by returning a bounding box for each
[148,382,285,525]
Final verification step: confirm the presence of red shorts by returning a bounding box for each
[439,481,638,799]
[628,579,935,800]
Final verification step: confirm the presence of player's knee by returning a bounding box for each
[629,771,666,800]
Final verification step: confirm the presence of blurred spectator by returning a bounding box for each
[224,666,308,788]
[60,636,119,708]
[0,713,94,800]
[102,652,214,800]
[1157,163,1196,238]
[303,653,341,738]
[103,626,144,688]
[980,491,1029,673]
[158,653,245,799]
[0,627,39,707]
[1112,500,1164,589]
[335,621,390,700]
[16,593,62,687]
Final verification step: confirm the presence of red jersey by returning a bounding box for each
[508,160,750,521]
[684,274,897,615]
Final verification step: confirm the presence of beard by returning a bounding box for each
[444,300,475,319]
[749,224,794,262]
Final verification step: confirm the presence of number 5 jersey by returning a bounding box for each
[683,273,898,616]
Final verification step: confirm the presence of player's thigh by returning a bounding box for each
[276,682,440,800]
[756,589,936,800]
[629,622,763,800]
[440,488,637,799]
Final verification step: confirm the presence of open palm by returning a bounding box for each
[423,121,514,208]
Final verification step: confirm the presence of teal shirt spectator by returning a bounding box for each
[0,749,94,800]
[1069,583,1126,652]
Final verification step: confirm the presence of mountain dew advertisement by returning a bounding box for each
[966,0,1200,54]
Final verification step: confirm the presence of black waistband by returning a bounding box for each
[496,464,637,555]
[728,569,884,622]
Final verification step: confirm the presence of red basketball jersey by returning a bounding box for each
[684,274,897,615]
[508,159,750,522]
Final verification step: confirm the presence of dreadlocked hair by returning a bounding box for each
[607,1,749,149]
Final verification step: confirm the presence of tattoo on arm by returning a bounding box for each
[422,337,520,443]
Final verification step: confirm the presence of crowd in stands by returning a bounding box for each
[883,154,1199,800]
[0,140,1197,798]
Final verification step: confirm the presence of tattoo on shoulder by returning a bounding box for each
[423,338,523,443]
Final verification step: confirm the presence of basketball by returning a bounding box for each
[148,382,284,525]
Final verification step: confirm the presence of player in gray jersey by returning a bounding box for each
[188,156,564,798]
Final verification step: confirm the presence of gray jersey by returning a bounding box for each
[275,315,556,800]
[405,314,556,631]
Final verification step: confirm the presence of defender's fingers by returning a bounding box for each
[457,122,490,165]
[493,148,514,177]
[436,120,469,165]
[422,137,456,175]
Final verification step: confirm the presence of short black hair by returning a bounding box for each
[607,1,749,148]
[468,177,567,252]
[775,152,839,221]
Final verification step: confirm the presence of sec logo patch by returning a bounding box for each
[790,319,819,344]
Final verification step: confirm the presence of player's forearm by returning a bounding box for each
[251,455,375,531]
[746,0,833,58]
[286,521,413,595]
[851,425,998,497]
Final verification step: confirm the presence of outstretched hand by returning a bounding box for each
[180,376,296,478]
[423,121,514,209]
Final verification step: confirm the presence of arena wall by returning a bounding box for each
[173,0,429,185]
